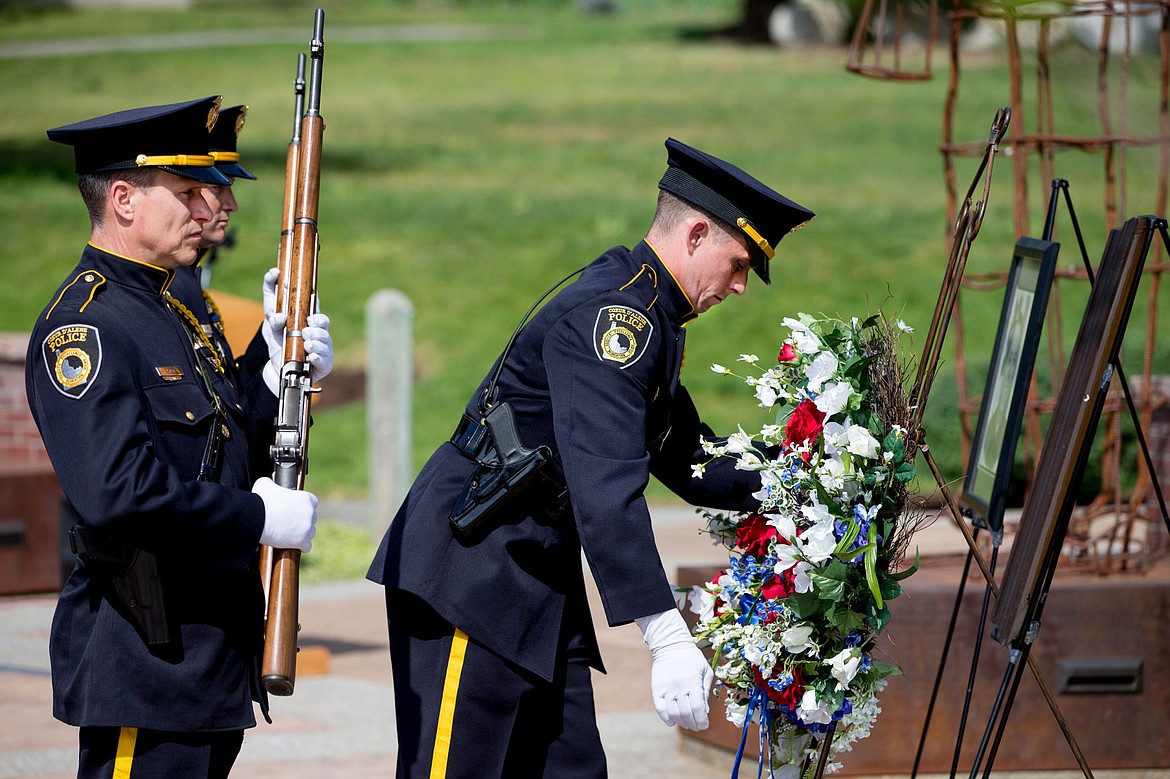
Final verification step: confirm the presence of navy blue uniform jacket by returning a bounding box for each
[26,244,277,732]
[368,241,762,682]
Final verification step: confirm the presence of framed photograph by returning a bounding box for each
[961,236,1060,535]
[993,216,1157,647]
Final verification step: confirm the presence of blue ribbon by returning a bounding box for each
[729,685,779,779]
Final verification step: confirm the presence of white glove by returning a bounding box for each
[252,476,318,552]
[302,312,333,383]
[261,268,286,396]
[636,607,713,731]
[261,268,332,392]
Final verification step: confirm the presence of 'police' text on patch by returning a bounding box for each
[42,324,102,399]
[594,305,653,369]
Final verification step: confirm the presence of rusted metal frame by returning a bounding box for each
[914,109,1011,427]
[845,0,936,80]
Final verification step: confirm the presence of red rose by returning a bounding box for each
[761,569,795,602]
[778,343,798,363]
[784,399,826,458]
[755,664,805,708]
[734,513,778,557]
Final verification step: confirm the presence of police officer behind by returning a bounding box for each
[27,96,324,778]
[368,138,814,777]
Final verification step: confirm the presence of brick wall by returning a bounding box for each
[0,333,51,468]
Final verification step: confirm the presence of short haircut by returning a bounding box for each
[652,189,737,243]
[77,167,158,228]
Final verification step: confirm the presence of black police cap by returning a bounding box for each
[658,137,814,285]
[47,96,230,186]
[209,104,257,181]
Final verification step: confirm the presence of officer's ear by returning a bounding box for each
[108,179,137,223]
[685,217,710,256]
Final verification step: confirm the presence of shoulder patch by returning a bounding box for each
[594,305,653,369]
[42,324,102,399]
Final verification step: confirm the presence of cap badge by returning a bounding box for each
[206,96,222,132]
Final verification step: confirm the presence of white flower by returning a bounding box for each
[725,426,754,454]
[799,496,832,527]
[800,522,838,564]
[711,363,731,375]
[821,421,847,453]
[760,424,785,445]
[735,451,764,471]
[781,624,816,654]
[691,462,706,479]
[845,425,881,460]
[755,383,779,408]
[798,689,835,724]
[688,584,717,623]
[742,634,777,677]
[896,319,915,333]
[805,351,838,392]
[725,697,748,729]
[828,648,863,689]
[784,318,822,354]
[815,456,846,492]
[815,381,853,416]
[739,353,759,363]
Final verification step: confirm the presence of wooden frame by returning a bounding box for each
[961,237,1060,535]
[992,216,1157,647]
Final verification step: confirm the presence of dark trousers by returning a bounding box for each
[78,726,243,778]
[387,590,607,779]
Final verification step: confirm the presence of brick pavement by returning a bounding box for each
[6,501,1162,779]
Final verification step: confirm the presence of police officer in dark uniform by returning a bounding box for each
[367,138,814,778]
[26,96,329,778]
[169,102,331,440]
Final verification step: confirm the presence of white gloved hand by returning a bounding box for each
[252,476,318,552]
[636,607,713,731]
[302,312,333,383]
[261,268,286,396]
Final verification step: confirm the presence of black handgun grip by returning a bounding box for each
[484,402,533,464]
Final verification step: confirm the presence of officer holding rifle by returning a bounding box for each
[26,96,330,778]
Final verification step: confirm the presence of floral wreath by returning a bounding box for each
[688,312,925,776]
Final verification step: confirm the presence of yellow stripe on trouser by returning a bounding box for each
[113,726,138,779]
[429,628,469,779]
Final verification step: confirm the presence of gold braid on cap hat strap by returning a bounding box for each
[209,151,241,164]
[135,153,216,168]
[736,218,774,260]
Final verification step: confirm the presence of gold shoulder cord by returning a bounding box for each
[164,292,225,375]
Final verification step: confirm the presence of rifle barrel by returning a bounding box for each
[262,8,325,697]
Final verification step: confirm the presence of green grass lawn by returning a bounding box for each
[3,0,1165,507]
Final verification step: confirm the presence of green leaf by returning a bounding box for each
[869,602,892,633]
[868,660,903,680]
[785,591,823,619]
[880,577,904,601]
[882,429,906,461]
[835,608,868,634]
[775,402,795,426]
[864,523,882,608]
[894,461,917,483]
[833,519,860,556]
[809,570,847,603]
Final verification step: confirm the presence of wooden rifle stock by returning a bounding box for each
[262,8,325,697]
[260,51,307,607]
